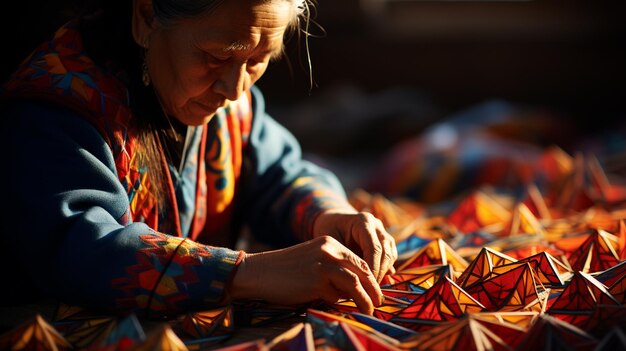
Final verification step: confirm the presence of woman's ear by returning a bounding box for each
[132,0,156,48]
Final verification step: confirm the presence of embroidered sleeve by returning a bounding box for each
[112,233,243,318]
[238,86,353,246]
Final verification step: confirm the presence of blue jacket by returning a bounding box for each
[0,21,349,318]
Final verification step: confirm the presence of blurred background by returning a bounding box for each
[4,0,625,201]
[262,0,626,197]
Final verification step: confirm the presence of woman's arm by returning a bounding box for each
[0,102,242,318]
[230,87,396,312]
[237,86,354,247]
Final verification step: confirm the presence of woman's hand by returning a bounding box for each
[312,209,398,282]
[229,236,383,315]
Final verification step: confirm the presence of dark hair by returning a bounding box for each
[153,0,226,24]
[79,0,314,213]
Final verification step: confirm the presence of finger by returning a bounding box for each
[352,214,384,280]
[334,246,383,307]
[318,289,341,307]
[329,266,374,315]
[389,235,398,275]
[368,219,393,282]
[391,234,398,260]
[377,239,394,281]
[377,227,398,281]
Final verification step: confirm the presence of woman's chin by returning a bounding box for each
[178,113,217,126]
[175,103,220,126]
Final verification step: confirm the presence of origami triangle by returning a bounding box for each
[456,247,517,289]
[516,314,597,350]
[548,271,619,328]
[349,312,416,341]
[606,270,626,305]
[568,229,621,273]
[466,262,544,312]
[383,264,453,292]
[181,306,233,339]
[265,322,314,351]
[58,316,117,349]
[466,313,528,348]
[348,189,415,229]
[52,303,100,321]
[391,276,484,329]
[472,311,538,330]
[547,152,596,212]
[86,314,145,351]
[516,251,572,287]
[396,239,468,273]
[0,314,72,351]
[398,315,518,351]
[506,202,545,236]
[306,312,362,350]
[447,190,511,234]
[340,322,402,351]
[594,259,626,287]
[519,183,551,220]
[131,324,188,351]
[586,154,626,206]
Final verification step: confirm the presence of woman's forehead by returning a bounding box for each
[186,0,291,48]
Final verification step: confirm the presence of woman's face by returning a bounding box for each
[139,0,292,126]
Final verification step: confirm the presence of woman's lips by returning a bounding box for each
[194,100,224,114]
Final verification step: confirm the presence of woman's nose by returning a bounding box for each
[213,63,246,101]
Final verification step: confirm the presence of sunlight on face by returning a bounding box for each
[146,0,293,126]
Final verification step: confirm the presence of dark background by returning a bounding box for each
[263,0,626,137]
[3,0,625,190]
[4,1,625,118]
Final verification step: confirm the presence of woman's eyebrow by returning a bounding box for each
[223,41,252,52]
[222,40,284,60]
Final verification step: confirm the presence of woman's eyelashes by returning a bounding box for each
[209,53,231,63]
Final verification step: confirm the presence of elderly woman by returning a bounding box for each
[0,0,396,318]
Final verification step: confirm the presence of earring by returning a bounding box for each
[142,55,150,86]
[141,39,150,86]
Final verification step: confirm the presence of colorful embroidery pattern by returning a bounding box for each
[193,94,253,240]
[112,233,241,317]
[288,176,353,241]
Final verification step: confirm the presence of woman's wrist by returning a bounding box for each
[227,251,265,301]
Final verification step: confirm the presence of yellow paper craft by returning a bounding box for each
[0,314,72,351]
